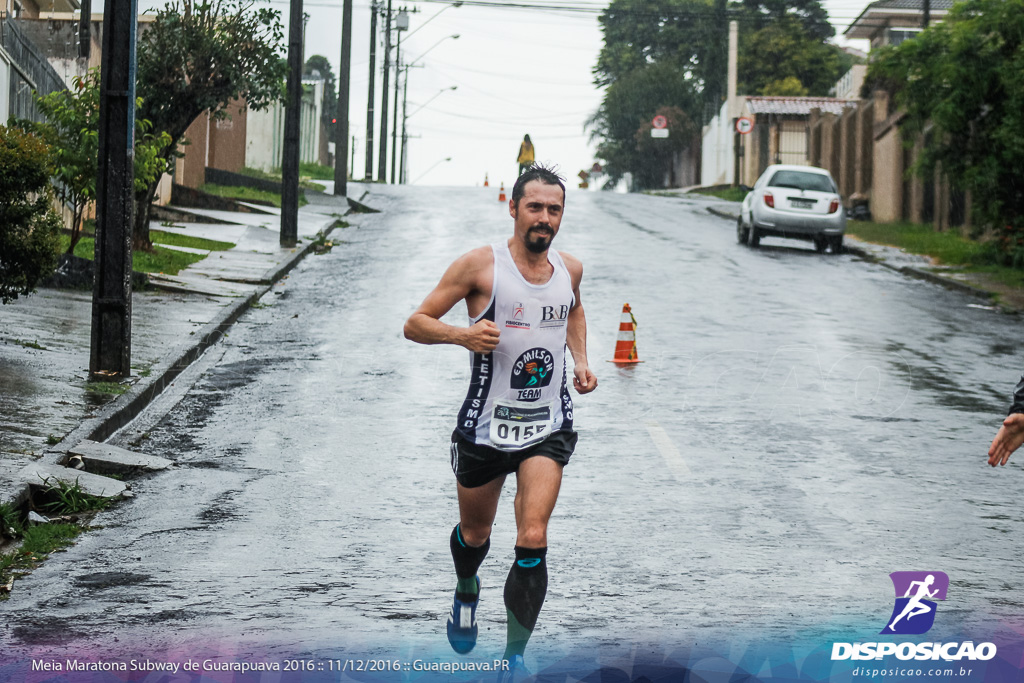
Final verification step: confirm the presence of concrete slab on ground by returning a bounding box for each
[19,463,128,499]
[68,440,172,476]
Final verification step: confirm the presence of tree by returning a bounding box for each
[590,0,849,186]
[133,0,287,250]
[304,54,338,144]
[591,0,715,187]
[589,61,701,188]
[632,106,698,187]
[0,126,62,304]
[865,0,1024,263]
[737,16,847,96]
[32,73,99,254]
[24,70,175,254]
[739,0,833,42]
[594,0,722,93]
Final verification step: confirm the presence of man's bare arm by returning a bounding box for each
[988,413,1024,467]
[561,252,597,394]
[404,248,499,354]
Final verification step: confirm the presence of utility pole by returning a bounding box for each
[78,0,91,59]
[400,67,408,184]
[281,0,303,247]
[333,0,353,197]
[390,9,407,184]
[90,0,137,378]
[364,1,378,180]
[377,0,392,182]
[922,0,930,27]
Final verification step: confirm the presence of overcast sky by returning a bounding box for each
[138,0,874,188]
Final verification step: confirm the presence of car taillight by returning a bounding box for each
[764,191,774,208]
[829,198,840,214]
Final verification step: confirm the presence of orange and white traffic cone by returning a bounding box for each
[498,183,506,202]
[610,303,642,363]
[484,173,489,187]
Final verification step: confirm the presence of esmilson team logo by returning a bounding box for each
[831,571,997,663]
[510,348,554,401]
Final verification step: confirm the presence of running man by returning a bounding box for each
[404,165,597,677]
[888,574,939,631]
[987,372,1024,467]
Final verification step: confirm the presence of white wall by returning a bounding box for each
[0,46,10,122]
[246,79,321,173]
[701,101,733,186]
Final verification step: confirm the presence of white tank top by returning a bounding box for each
[456,242,576,450]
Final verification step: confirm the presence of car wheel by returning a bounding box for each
[814,237,827,253]
[736,216,749,244]
[747,224,760,248]
[829,235,844,254]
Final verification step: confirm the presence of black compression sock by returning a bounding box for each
[450,525,489,601]
[503,546,548,659]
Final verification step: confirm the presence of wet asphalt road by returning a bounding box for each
[3,186,1023,671]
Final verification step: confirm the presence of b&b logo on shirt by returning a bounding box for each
[511,348,555,401]
[538,304,570,328]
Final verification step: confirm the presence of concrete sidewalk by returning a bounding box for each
[0,188,363,510]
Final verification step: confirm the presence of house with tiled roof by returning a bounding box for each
[724,96,858,187]
[829,0,967,227]
[845,0,953,50]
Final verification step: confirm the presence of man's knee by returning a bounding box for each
[516,521,548,548]
[460,522,492,547]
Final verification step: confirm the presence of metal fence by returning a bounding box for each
[1,16,68,123]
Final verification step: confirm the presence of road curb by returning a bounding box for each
[1,216,342,511]
[704,205,995,302]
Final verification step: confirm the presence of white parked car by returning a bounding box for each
[737,164,846,253]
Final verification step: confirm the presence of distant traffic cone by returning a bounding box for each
[484,173,489,187]
[498,183,506,202]
[610,303,642,363]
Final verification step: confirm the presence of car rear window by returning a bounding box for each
[767,170,835,193]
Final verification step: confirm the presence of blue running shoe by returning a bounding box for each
[446,577,479,654]
[496,654,530,683]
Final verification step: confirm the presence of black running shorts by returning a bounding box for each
[450,429,578,489]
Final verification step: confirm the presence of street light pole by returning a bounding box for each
[390,9,408,184]
[403,0,462,41]
[90,0,137,377]
[401,85,456,184]
[412,156,451,184]
[333,0,353,196]
[376,0,392,182]
[281,0,304,248]
[406,85,457,119]
[400,70,409,183]
[398,33,459,184]
[364,0,378,180]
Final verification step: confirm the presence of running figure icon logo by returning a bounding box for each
[881,571,949,635]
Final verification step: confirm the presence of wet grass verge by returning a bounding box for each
[0,480,117,599]
[689,186,748,202]
[85,380,129,396]
[242,164,331,188]
[200,182,309,208]
[59,230,236,276]
[846,221,1024,288]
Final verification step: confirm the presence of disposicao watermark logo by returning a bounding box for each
[882,571,948,635]
[831,571,997,663]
